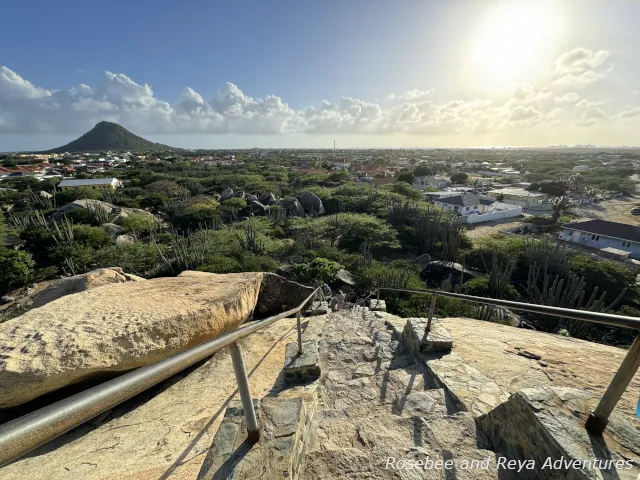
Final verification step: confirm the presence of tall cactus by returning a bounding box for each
[526,262,627,336]
[237,224,265,255]
[481,249,517,299]
[440,217,465,261]
[359,241,373,268]
[410,207,444,255]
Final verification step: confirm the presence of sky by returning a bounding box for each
[1,0,640,151]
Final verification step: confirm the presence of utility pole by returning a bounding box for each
[333,141,336,160]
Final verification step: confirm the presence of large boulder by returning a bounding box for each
[232,190,246,199]
[248,200,266,216]
[115,234,136,245]
[298,191,326,215]
[421,260,480,287]
[0,271,264,408]
[259,192,277,205]
[254,273,314,318]
[52,199,153,222]
[280,197,305,217]
[30,267,145,309]
[221,188,233,201]
[102,222,125,238]
[246,194,258,203]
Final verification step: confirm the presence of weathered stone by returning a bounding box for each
[232,190,245,199]
[0,271,263,408]
[101,222,125,238]
[422,260,481,286]
[221,187,233,200]
[281,196,305,217]
[254,273,314,318]
[298,191,326,215]
[30,267,146,309]
[368,299,386,312]
[414,253,432,269]
[309,300,329,315]
[259,192,277,205]
[284,341,320,384]
[394,389,448,418]
[115,234,135,245]
[248,200,266,215]
[425,351,509,418]
[51,199,153,222]
[335,268,354,286]
[245,194,258,203]
[478,386,640,479]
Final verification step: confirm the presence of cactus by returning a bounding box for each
[27,190,54,210]
[526,262,627,336]
[85,201,115,224]
[50,216,75,244]
[522,238,572,278]
[359,241,373,268]
[440,217,465,261]
[8,210,49,230]
[237,224,265,255]
[410,207,445,255]
[480,249,517,299]
[267,205,288,226]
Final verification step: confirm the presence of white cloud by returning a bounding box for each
[616,106,640,119]
[552,48,613,85]
[0,63,618,138]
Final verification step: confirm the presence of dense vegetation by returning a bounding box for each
[1,150,639,346]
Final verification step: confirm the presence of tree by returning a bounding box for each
[450,172,468,184]
[550,196,573,223]
[397,171,414,184]
[221,197,247,222]
[292,258,344,285]
[413,165,434,177]
[0,248,35,294]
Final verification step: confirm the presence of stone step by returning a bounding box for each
[199,393,318,480]
[383,315,453,355]
[368,299,386,312]
[284,340,321,385]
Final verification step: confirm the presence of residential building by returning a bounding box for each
[486,187,549,208]
[57,178,121,190]
[373,177,395,188]
[413,176,449,190]
[559,219,640,259]
[432,193,522,224]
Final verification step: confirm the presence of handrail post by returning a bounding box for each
[426,294,437,333]
[376,287,380,304]
[230,342,260,443]
[297,311,303,355]
[585,335,640,435]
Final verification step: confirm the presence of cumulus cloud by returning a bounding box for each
[0,64,616,137]
[616,106,640,119]
[575,106,607,127]
[552,48,613,86]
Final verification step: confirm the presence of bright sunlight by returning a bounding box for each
[467,1,564,88]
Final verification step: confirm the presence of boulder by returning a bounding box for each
[414,253,432,269]
[115,234,136,245]
[281,197,305,217]
[259,192,277,205]
[102,222,125,238]
[232,190,246,199]
[298,191,325,215]
[254,273,314,318]
[421,260,480,287]
[221,188,233,201]
[248,200,266,216]
[0,271,264,408]
[335,269,354,286]
[38,190,53,199]
[52,199,154,222]
[30,267,146,309]
[246,194,258,203]
[212,193,222,201]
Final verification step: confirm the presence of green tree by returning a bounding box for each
[221,197,247,221]
[293,258,344,285]
[413,165,434,177]
[72,225,113,249]
[397,171,414,184]
[120,213,156,234]
[550,196,573,223]
[0,248,35,294]
[450,172,468,184]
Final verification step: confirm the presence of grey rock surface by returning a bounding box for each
[221,188,233,200]
[298,191,326,215]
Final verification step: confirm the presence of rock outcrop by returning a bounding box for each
[280,197,305,217]
[298,191,325,215]
[259,192,277,205]
[0,272,264,408]
[221,188,233,200]
[30,267,145,309]
[255,273,315,318]
[51,199,153,222]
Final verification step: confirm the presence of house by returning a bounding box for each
[486,187,549,208]
[559,219,640,259]
[373,177,395,188]
[433,193,493,215]
[413,176,449,190]
[432,193,523,224]
[57,178,121,191]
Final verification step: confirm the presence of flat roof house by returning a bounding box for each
[559,219,640,259]
[486,187,549,208]
[433,193,493,215]
[57,178,121,190]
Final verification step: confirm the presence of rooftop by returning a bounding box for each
[57,178,119,187]
[563,219,640,242]
[488,187,547,197]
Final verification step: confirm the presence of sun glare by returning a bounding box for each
[467,1,563,88]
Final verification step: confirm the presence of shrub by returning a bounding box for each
[72,225,113,249]
[0,248,35,294]
[569,255,634,303]
[94,243,162,276]
[197,255,242,274]
[292,258,344,285]
[120,213,156,235]
[465,275,519,300]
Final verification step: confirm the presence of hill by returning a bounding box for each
[43,121,178,153]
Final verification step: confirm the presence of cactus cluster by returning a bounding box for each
[27,190,55,210]
[8,210,49,230]
[480,249,517,299]
[526,261,627,335]
[359,241,373,268]
[237,224,265,255]
[85,201,115,225]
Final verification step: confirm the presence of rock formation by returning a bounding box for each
[0,272,263,408]
[51,199,153,222]
[30,267,145,309]
[298,191,326,215]
[221,188,233,201]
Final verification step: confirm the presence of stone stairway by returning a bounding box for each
[298,309,504,479]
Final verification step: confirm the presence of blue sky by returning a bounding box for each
[1,0,640,150]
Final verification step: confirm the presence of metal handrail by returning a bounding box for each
[376,286,640,436]
[0,286,321,467]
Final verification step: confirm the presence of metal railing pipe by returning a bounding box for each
[378,287,640,330]
[0,286,321,467]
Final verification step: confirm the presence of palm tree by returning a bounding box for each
[551,196,573,223]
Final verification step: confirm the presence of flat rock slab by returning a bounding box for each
[368,299,386,311]
[0,271,263,408]
[479,386,640,479]
[385,317,453,356]
[284,341,321,384]
[425,351,509,418]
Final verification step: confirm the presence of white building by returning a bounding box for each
[487,187,550,209]
[433,193,522,224]
[413,176,449,190]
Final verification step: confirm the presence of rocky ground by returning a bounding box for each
[570,195,640,225]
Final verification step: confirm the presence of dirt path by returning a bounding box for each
[464,218,525,239]
[570,195,640,225]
